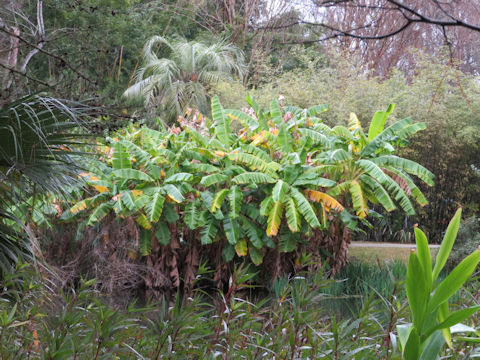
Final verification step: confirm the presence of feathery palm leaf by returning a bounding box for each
[124,36,245,123]
[0,95,89,275]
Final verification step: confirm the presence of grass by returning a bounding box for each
[328,260,406,297]
[348,243,440,264]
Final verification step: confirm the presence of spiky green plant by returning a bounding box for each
[399,208,480,359]
[0,95,89,275]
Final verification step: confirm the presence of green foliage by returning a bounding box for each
[1,254,479,359]
[44,96,431,287]
[17,0,206,101]
[400,209,480,359]
[213,52,480,242]
[327,260,407,299]
[0,95,89,276]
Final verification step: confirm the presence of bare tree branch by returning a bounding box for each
[252,1,480,40]
[0,24,96,85]
[0,61,50,87]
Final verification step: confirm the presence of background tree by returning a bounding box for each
[245,1,480,77]
[317,0,480,77]
[123,35,245,124]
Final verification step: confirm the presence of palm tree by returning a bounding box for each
[0,95,89,275]
[123,36,245,124]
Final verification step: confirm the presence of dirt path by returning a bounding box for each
[350,242,440,248]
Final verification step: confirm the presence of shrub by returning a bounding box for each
[36,96,432,300]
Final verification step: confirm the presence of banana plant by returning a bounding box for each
[56,95,433,277]
[398,208,480,359]
[310,107,434,220]
[221,97,343,258]
[62,125,198,254]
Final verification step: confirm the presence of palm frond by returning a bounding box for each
[124,35,245,123]
[0,95,89,200]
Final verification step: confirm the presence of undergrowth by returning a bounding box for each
[0,261,478,359]
[328,260,407,299]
